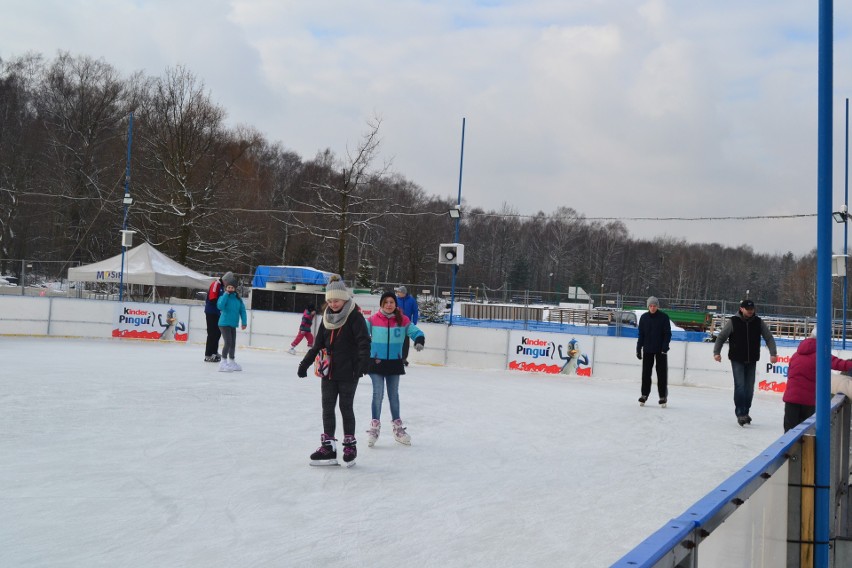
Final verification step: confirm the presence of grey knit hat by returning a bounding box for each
[325,275,350,302]
[646,296,659,307]
[222,271,238,287]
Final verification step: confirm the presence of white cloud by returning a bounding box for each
[2,0,851,255]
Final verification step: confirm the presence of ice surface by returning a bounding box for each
[0,337,785,567]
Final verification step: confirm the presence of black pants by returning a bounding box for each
[783,402,816,432]
[321,378,359,437]
[205,312,221,356]
[641,352,668,398]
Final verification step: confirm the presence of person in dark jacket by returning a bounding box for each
[713,299,778,426]
[204,275,224,362]
[783,328,852,431]
[636,296,672,407]
[298,276,371,467]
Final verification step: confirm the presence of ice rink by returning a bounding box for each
[1,337,786,567]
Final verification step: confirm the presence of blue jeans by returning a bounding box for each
[370,373,400,421]
[730,360,757,417]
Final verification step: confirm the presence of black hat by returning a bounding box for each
[740,299,755,309]
[380,291,398,307]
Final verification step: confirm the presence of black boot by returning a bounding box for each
[342,435,357,468]
[309,434,338,466]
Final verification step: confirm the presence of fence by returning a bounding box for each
[612,395,852,567]
[4,294,852,564]
[1,265,844,323]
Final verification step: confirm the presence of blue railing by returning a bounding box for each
[611,395,850,567]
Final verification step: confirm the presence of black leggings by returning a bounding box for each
[205,313,221,356]
[321,378,360,437]
[219,326,237,359]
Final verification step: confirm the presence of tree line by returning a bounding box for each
[0,52,824,311]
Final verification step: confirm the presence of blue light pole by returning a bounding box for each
[448,118,465,326]
[119,112,133,302]
[815,2,833,566]
[844,97,849,350]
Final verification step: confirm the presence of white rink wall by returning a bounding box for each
[2,295,841,393]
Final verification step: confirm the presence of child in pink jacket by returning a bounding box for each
[783,333,852,431]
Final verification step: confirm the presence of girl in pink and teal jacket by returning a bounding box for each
[364,291,424,446]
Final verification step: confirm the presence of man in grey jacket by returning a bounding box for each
[713,299,778,426]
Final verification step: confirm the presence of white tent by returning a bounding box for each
[68,242,215,289]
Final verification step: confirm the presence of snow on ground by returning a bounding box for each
[0,337,785,567]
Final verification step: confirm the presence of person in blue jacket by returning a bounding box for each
[394,285,419,365]
[216,271,247,372]
[365,290,425,447]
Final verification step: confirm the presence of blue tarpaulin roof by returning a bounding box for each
[251,266,339,288]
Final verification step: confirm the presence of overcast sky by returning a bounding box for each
[3,1,852,256]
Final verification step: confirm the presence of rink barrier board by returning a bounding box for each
[611,394,852,567]
[1,296,848,393]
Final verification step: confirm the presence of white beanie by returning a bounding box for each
[325,275,350,302]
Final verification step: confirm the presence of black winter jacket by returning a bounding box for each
[301,307,371,381]
[714,314,777,363]
[637,310,672,354]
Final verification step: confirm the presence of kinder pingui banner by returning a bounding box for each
[758,346,796,393]
[112,303,189,341]
[507,331,593,376]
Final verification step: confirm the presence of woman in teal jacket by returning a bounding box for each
[365,291,424,447]
[216,271,247,372]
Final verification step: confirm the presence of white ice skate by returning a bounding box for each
[218,359,233,373]
[366,419,381,447]
[392,419,411,445]
[228,360,242,372]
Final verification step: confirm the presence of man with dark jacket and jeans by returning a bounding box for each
[713,299,778,426]
[204,275,224,362]
[636,296,672,407]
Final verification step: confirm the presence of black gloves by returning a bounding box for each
[636,350,642,360]
[297,362,309,378]
[414,337,425,352]
[357,361,369,378]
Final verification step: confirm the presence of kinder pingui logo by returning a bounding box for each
[515,336,554,359]
[765,354,791,378]
[118,307,152,327]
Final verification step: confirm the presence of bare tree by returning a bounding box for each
[289,116,393,276]
[134,66,260,265]
[34,52,135,262]
[0,54,42,266]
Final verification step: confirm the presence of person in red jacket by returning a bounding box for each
[783,330,852,431]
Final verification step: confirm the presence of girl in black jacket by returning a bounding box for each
[298,276,370,467]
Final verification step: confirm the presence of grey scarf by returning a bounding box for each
[323,300,356,330]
